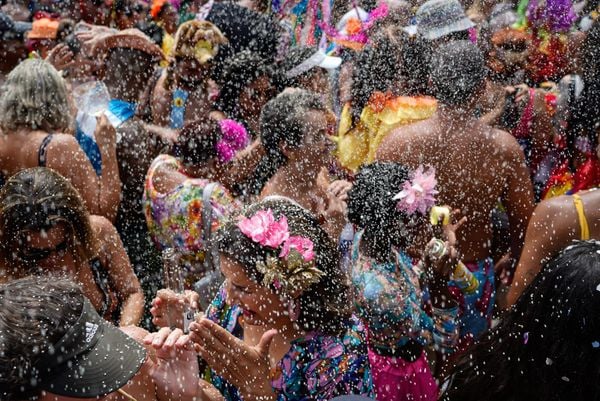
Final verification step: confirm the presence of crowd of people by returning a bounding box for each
[0,0,599,400]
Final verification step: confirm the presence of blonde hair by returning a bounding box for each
[0,58,71,133]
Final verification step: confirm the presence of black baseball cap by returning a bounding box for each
[35,298,147,398]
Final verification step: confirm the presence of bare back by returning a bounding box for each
[377,111,534,262]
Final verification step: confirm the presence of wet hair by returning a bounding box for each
[247,89,326,195]
[0,168,97,272]
[280,46,319,86]
[350,33,430,123]
[569,20,600,152]
[430,40,487,106]
[0,276,84,401]
[347,162,416,260]
[172,118,221,166]
[0,59,71,133]
[217,197,352,336]
[213,50,280,121]
[442,240,600,401]
[103,47,157,93]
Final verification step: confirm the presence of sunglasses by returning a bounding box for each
[18,238,70,264]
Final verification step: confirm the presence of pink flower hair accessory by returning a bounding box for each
[216,119,249,163]
[237,209,289,248]
[237,208,324,294]
[393,166,439,215]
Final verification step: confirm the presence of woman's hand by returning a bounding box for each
[189,318,277,401]
[328,179,353,202]
[46,44,75,71]
[424,209,467,279]
[144,328,203,401]
[151,289,200,329]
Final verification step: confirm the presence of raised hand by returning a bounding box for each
[143,328,203,401]
[189,318,277,401]
[150,289,200,329]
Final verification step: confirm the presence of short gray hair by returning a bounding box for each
[0,58,71,133]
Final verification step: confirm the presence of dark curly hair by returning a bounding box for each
[350,32,430,123]
[171,118,221,166]
[430,40,487,106]
[0,277,84,401]
[246,89,326,195]
[347,162,417,261]
[217,197,352,336]
[442,240,600,401]
[213,50,281,121]
[280,46,319,87]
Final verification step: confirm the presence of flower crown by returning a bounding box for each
[237,209,324,295]
[215,119,249,164]
[393,166,439,215]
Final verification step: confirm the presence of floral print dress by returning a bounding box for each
[270,317,374,400]
[351,231,459,400]
[205,288,374,401]
[143,154,240,286]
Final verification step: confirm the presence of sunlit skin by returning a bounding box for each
[3,218,144,326]
[0,116,120,221]
[377,96,535,264]
[260,108,344,237]
[186,255,306,401]
[507,188,600,306]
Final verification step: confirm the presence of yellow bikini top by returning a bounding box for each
[573,194,590,240]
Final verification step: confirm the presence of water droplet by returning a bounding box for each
[592,341,600,348]
[545,357,553,365]
[561,376,570,382]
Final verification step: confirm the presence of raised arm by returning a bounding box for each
[91,215,144,326]
[48,116,121,221]
[499,136,535,264]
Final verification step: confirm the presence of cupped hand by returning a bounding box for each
[143,328,202,401]
[151,289,200,329]
[189,319,277,401]
[46,44,75,71]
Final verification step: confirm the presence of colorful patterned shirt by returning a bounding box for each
[205,288,374,401]
[351,231,459,355]
[271,317,374,400]
[143,155,240,286]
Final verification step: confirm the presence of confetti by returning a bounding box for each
[561,376,570,382]
[523,332,529,344]
[596,283,600,292]
[545,358,553,365]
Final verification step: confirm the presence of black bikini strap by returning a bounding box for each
[38,134,54,167]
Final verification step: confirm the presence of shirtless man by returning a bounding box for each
[377,41,534,344]
[0,276,222,401]
[148,20,227,129]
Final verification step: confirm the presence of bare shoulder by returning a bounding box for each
[529,195,575,234]
[376,123,422,161]
[486,126,526,160]
[90,214,117,236]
